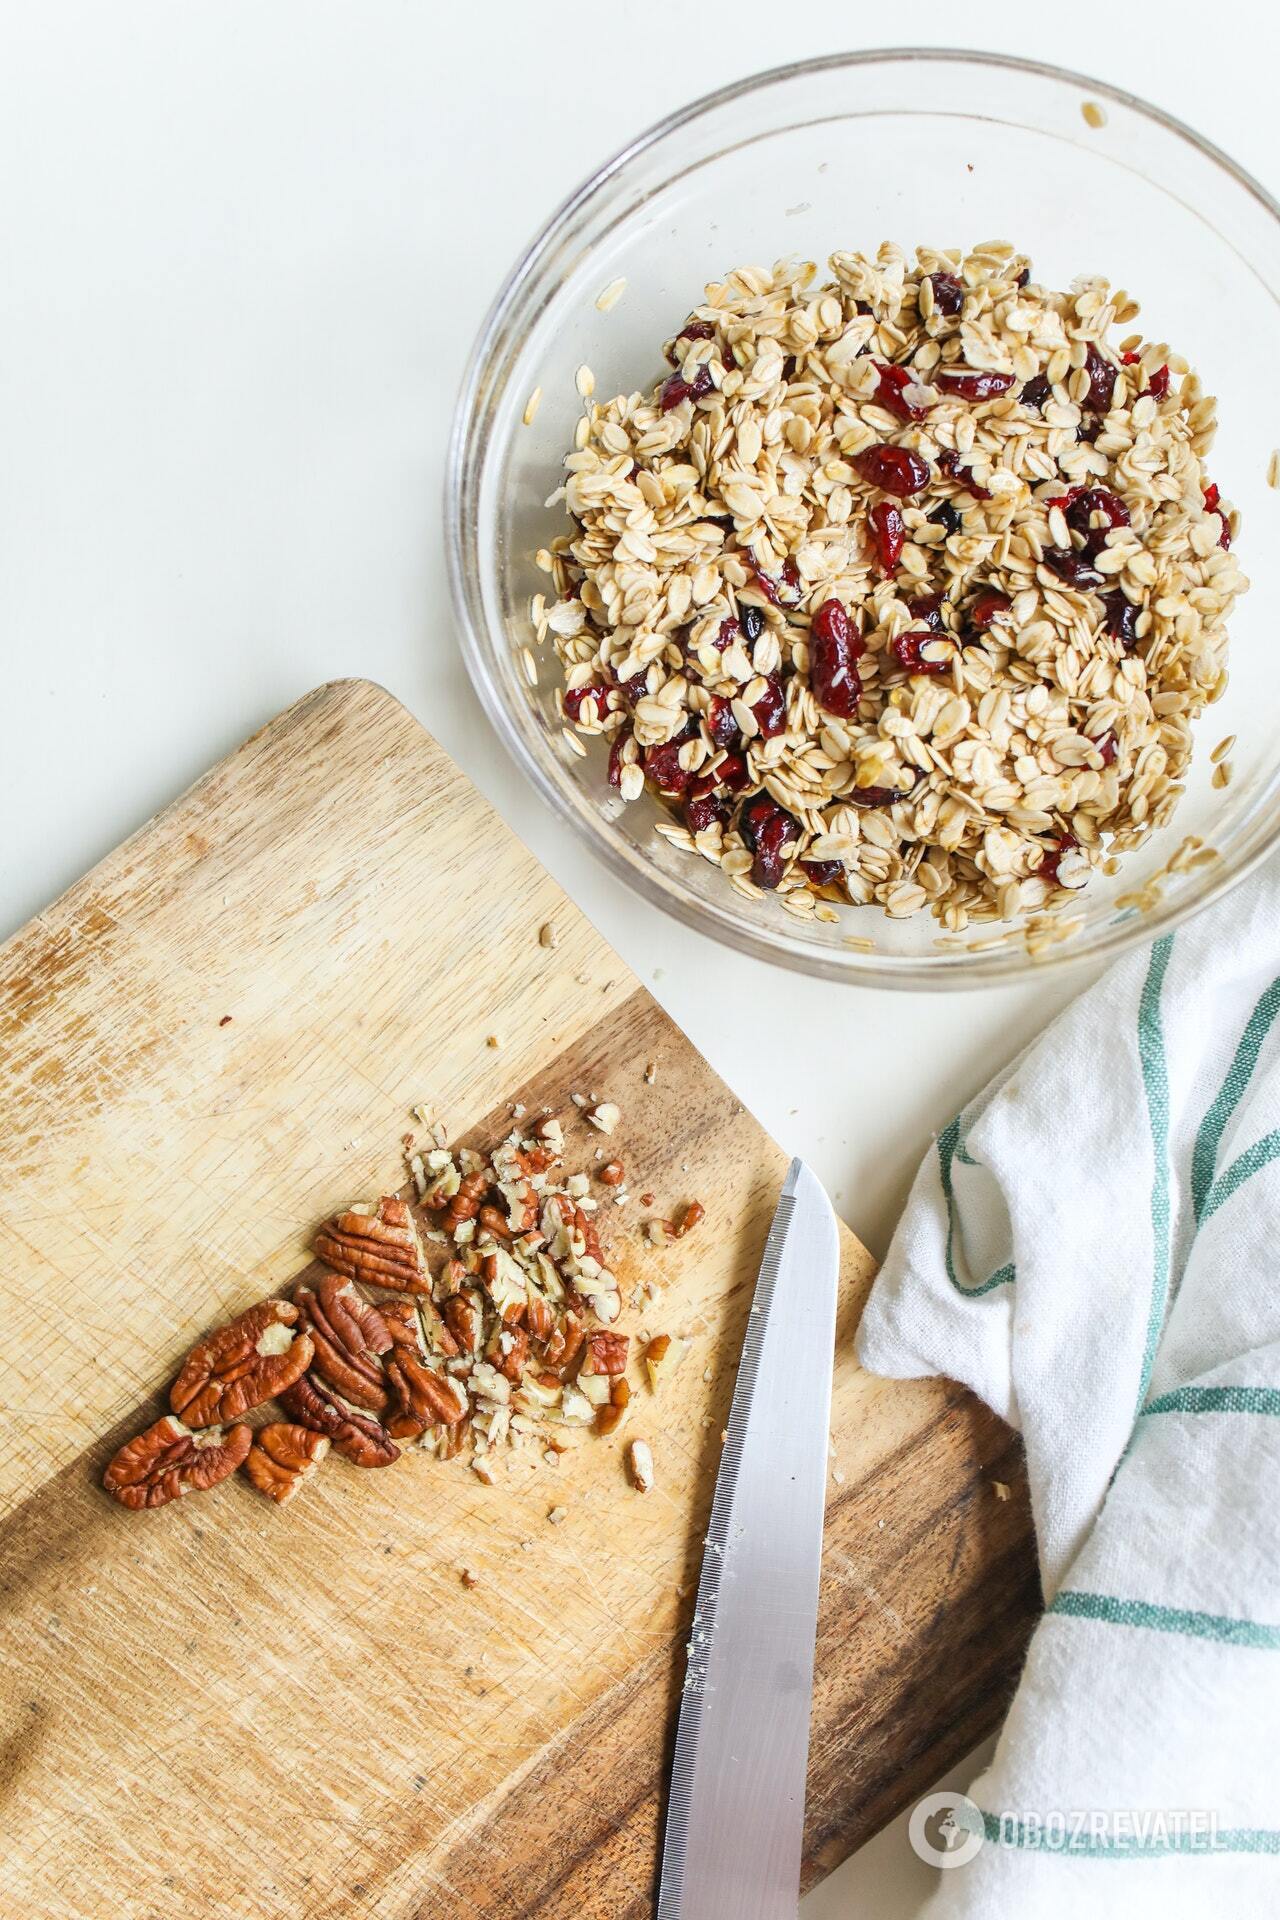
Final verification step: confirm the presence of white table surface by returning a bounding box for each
[3,4,1272,1911]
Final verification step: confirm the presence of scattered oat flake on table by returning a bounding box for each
[538,920,559,949]
[575,364,595,399]
[595,276,627,312]
[522,385,542,426]
[1081,100,1107,128]
[1268,449,1280,489]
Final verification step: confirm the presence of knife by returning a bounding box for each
[657,1158,840,1920]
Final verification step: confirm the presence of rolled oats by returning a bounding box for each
[536,244,1247,927]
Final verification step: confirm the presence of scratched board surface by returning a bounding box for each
[0,680,1037,1919]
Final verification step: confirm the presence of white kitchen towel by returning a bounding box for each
[857,859,1280,1918]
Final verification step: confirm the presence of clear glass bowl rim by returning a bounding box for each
[446,45,1280,989]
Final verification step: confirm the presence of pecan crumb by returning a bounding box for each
[598,1161,625,1187]
[460,1566,480,1588]
[639,1191,656,1208]
[643,1062,656,1084]
[539,921,559,949]
[547,1505,568,1525]
[218,1014,233,1028]
[586,1101,621,1135]
[486,1034,500,1050]
[628,1439,655,1494]
[993,1480,1011,1501]
[674,1200,705,1239]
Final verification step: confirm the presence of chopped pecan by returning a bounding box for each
[278,1371,400,1468]
[295,1275,392,1412]
[675,1200,705,1238]
[525,1284,555,1345]
[478,1204,515,1242]
[582,1330,629,1376]
[104,1415,252,1509]
[598,1161,625,1187]
[443,1288,483,1355]
[491,1322,530,1385]
[382,1301,469,1439]
[170,1299,312,1428]
[244,1422,330,1504]
[541,1309,587,1378]
[628,1438,655,1493]
[597,1375,631,1437]
[514,1143,557,1178]
[442,1171,489,1234]
[314,1195,431,1293]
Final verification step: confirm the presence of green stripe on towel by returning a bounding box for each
[1049,1589,1280,1649]
[1192,974,1280,1221]
[1143,1385,1280,1419]
[937,1116,1014,1297]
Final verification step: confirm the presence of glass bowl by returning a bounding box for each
[447,49,1280,988]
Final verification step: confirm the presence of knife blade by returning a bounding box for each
[657,1157,840,1920]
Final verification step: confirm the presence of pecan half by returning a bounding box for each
[382,1301,470,1439]
[582,1330,629,1377]
[170,1299,313,1428]
[315,1195,432,1293]
[295,1275,392,1412]
[278,1371,400,1469]
[103,1415,252,1510]
[243,1422,330,1504]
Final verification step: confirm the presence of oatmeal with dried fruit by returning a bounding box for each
[536,242,1247,930]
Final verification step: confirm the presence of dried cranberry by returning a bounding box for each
[868,499,906,571]
[678,319,716,344]
[809,600,863,718]
[563,683,609,722]
[969,588,1012,631]
[1121,351,1141,366]
[615,668,648,706]
[853,443,931,499]
[874,361,932,422]
[710,751,750,794]
[801,859,844,887]
[1016,266,1031,288]
[937,448,991,499]
[929,499,963,536]
[1021,374,1052,412]
[907,591,946,631]
[1082,343,1117,413]
[1043,547,1103,590]
[892,629,952,677]
[934,368,1016,401]
[1204,483,1231,549]
[660,363,714,412]
[752,672,788,738]
[1037,832,1079,886]
[704,696,739,750]
[1145,364,1170,400]
[738,795,799,890]
[685,790,730,834]
[1102,590,1140,649]
[1046,485,1084,511]
[928,272,965,316]
[745,549,801,608]
[1090,730,1118,766]
[607,727,632,788]
[848,783,913,809]
[1065,486,1130,558]
[643,738,694,793]
[714,616,739,652]
[1076,420,1102,445]
[741,604,765,644]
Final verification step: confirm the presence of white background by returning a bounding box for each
[2,4,1272,1911]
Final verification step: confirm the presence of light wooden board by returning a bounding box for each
[0,680,1037,1919]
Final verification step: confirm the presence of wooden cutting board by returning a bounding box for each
[0,680,1037,1920]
